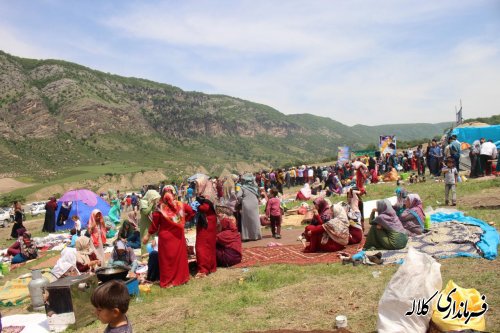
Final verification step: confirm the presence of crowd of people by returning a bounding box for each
[2,132,498,332]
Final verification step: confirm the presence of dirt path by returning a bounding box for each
[458,187,500,209]
[0,178,33,195]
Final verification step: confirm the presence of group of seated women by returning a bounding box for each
[299,186,426,253]
[300,191,364,253]
[7,230,38,264]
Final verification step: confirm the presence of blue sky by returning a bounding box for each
[1,0,499,125]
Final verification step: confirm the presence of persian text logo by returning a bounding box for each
[405,288,488,324]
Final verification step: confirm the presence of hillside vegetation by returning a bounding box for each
[0,50,451,179]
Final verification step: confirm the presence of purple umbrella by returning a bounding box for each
[59,189,98,206]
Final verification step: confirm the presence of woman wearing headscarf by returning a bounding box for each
[108,240,138,274]
[87,209,106,263]
[75,236,100,272]
[393,187,408,216]
[118,215,141,249]
[295,183,312,201]
[142,191,195,288]
[399,194,425,236]
[51,247,79,279]
[237,174,262,241]
[139,190,161,253]
[108,196,121,224]
[304,204,349,253]
[42,197,58,232]
[352,160,368,193]
[10,201,25,239]
[364,199,408,250]
[194,176,218,278]
[310,178,322,195]
[8,231,38,264]
[223,176,235,202]
[216,216,242,267]
[300,197,331,246]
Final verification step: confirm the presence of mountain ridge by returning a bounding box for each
[0,50,451,178]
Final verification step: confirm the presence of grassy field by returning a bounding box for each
[1,177,499,332]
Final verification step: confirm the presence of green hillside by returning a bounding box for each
[0,50,451,179]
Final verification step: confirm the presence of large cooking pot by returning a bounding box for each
[95,266,129,283]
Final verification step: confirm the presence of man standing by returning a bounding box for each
[429,140,443,177]
[480,138,497,176]
[449,135,461,171]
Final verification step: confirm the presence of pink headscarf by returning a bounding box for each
[196,176,218,204]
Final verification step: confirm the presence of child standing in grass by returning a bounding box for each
[442,157,458,206]
[265,188,282,239]
[72,215,81,234]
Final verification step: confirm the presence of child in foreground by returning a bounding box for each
[91,280,133,333]
[442,157,458,206]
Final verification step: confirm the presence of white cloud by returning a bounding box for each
[1,0,499,125]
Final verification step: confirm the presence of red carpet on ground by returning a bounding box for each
[234,242,364,268]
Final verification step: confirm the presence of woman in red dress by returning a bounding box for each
[194,177,218,278]
[142,192,194,288]
[87,209,106,263]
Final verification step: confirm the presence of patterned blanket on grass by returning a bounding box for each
[366,221,483,264]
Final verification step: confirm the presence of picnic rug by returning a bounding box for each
[234,242,363,268]
[365,212,499,264]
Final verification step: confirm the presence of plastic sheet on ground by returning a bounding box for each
[1,313,50,333]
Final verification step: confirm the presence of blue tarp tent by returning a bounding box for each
[55,195,111,231]
[451,125,500,146]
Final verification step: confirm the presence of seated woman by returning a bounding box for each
[304,203,349,253]
[311,197,332,226]
[75,236,100,273]
[364,200,408,250]
[399,194,425,236]
[296,183,311,201]
[108,240,138,274]
[7,231,38,264]
[383,167,399,182]
[51,247,79,279]
[216,216,242,267]
[299,197,331,245]
[118,220,141,249]
[310,178,322,195]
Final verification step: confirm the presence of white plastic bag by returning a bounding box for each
[377,247,442,333]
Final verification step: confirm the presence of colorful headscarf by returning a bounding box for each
[196,176,218,204]
[313,197,331,223]
[322,204,349,246]
[20,232,37,259]
[405,194,425,229]
[159,192,185,224]
[163,185,177,195]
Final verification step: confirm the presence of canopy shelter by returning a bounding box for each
[55,189,110,231]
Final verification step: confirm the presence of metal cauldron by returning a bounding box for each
[95,266,129,283]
